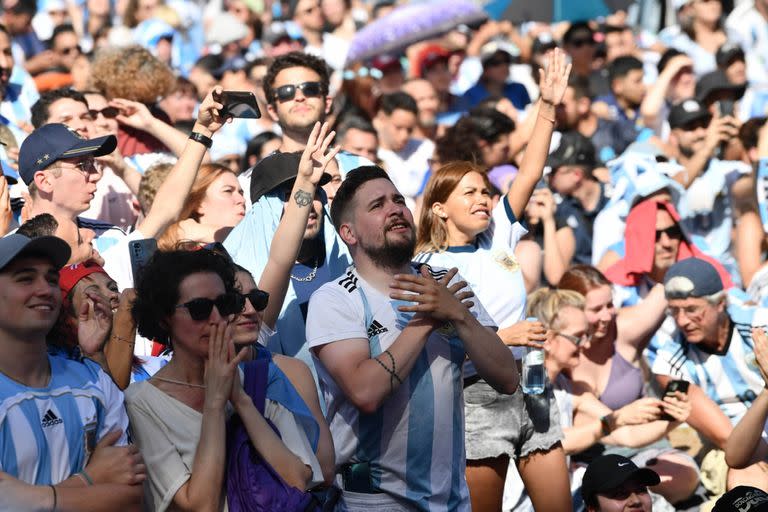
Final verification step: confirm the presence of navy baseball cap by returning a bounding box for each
[18,124,117,186]
[664,257,724,299]
[713,486,768,512]
[581,455,660,504]
[0,234,71,272]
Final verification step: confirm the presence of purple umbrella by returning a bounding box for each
[346,0,487,65]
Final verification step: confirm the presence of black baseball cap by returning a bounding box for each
[18,124,116,185]
[713,486,768,512]
[695,70,747,105]
[668,99,712,130]
[581,454,660,504]
[546,131,596,170]
[0,234,71,272]
[716,42,746,69]
[249,151,331,203]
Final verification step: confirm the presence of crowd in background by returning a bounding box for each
[5,0,768,511]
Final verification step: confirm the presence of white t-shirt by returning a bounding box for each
[377,139,434,206]
[305,263,495,511]
[414,198,528,357]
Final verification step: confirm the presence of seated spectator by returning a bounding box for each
[581,455,661,512]
[653,258,768,489]
[593,56,645,142]
[33,23,80,92]
[639,49,696,141]
[336,116,379,164]
[0,233,143,509]
[158,75,197,129]
[402,78,440,140]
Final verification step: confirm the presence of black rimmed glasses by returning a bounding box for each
[275,81,324,102]
[175,293,245,321]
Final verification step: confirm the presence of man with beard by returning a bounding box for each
[305,166,517,510]
[226,53,370,375]
[665,98,751,280]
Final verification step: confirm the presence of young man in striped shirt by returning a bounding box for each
[652,257,768,489]
[305,167,518,511]
[0,234,144,510]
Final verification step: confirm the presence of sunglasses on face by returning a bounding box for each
[175,292,245,321]
[275,81,324,102]
[243,289,269,311]
[568,38,594,48]
[89,107,120,119]
[655,225,683,241]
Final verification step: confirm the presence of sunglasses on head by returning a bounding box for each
[175,293,245,321]
[243,289,269,311]
[89,107,120,119]
[655,225,683,241]
[275,81,324,103]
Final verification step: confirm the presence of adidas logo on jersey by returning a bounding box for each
[367,320,388,338]
[41,409,62,428]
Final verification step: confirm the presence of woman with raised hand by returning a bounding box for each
[126,124,339,511]
[414,48,572,512]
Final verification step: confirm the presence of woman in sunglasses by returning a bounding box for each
[526,288,693,508]
[126,123,338,510]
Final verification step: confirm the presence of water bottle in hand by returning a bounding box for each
[522,317,546,395]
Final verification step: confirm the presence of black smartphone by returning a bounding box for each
[216,90,261,119]
[661,380,689,421]
[129,238,157,285]
[716,99,735,117]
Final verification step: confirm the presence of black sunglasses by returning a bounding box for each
[275,81,324,102]
[89,107,120,119]
[175,293,245,321]
[243,289,269,311]
[655,225,683,241]
[569,38,594,48]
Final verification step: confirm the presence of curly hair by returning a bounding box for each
[89,46,175,103]
[264,51,330,105]
[132,249,237,344]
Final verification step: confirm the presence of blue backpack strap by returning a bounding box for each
[242,359,270,415]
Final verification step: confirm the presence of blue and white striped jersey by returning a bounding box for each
[652,292,767,424]
[0,354,129,485]
[306,264,495,511]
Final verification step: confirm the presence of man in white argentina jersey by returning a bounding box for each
[305,166,518,511]
[0,234,144,510]
[652,257,768,489]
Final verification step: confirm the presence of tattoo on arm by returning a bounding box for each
[294,189,312,207]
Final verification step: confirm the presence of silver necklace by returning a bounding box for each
[153,376,206,389]
[291,258,319,282]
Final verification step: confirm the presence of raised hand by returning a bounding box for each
[298,122,340,186]
[110,98,156,130]
[539,47,572,106]
[77,290,114,356]
[389,267,474,327]
[85,430,146,485]
[204,321,250,409]
[195,86,228,135]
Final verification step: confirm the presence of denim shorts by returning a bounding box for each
[464,379,563,460]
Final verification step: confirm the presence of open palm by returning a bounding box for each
[298,122,340,185]
[539,48,572,106]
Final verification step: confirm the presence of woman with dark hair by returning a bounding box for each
[557,265,700,505]
[414,49,572,512]
[126,123,339,510]
[669,0,727,76]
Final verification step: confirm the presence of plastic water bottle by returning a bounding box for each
[522,317,546,395]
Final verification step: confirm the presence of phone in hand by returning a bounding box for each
[661,379,689,421]
[716,99,735,118]
[129,238,157,285]
[214,90,261,119]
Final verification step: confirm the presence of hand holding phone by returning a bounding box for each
[661,380,689,421]
[213,90,261,119]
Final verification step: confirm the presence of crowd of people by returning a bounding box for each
[5,0,768,511]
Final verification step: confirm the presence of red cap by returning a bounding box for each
[59,261,107,304]
[414,45,451,78]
